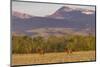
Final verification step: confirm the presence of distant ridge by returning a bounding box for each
[12,11,33,19]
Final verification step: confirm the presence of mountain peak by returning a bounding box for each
[47,6,95,19]
[59,6,74,12]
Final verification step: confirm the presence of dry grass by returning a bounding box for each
[12,51,96,66]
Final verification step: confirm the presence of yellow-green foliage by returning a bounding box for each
[12,35,96,54]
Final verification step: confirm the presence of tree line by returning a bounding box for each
[12,35,96,54]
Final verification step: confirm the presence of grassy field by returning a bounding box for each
[12,51,96,66]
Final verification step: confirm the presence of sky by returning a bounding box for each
[12,1,95,17]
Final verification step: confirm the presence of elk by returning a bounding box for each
[36,48,45,55]
[65,48,73,54]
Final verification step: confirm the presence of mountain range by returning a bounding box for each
[12,6,96,37]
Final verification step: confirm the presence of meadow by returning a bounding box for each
[12,51,95,66]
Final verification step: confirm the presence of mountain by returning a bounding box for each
[12,11,32,19]
[48,6,95,20]
[12,6,96,37]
